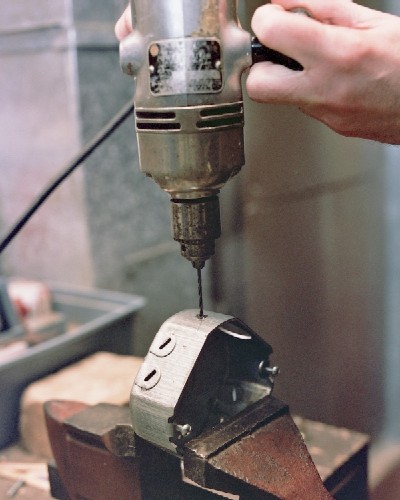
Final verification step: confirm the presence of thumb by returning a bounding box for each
[246,61,308,105]
[115,5,133,41]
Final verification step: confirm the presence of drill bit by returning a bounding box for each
[197,267,204,319]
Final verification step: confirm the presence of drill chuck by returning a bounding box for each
[171,196,221,269]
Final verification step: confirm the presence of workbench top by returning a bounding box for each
[0,444,52,499]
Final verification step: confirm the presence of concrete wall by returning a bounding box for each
[0,0,205,355]
[0,0,93,285]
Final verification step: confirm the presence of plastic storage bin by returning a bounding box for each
[0,284,145,449]
[0,278,25,343]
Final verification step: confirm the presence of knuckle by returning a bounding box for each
[252,4,284,42]
[331,34,369,71]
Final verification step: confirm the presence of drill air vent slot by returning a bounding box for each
[137,122,181,130]
[196,115,243,129]
[136,110,181,131]
[136,111,176,120]
[197,104,243,129]
[200,104,243,117]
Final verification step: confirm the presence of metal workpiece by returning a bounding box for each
[131,310,274,455]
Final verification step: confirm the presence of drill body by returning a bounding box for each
[120,0,251,269]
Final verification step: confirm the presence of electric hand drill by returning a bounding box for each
[119,0,301,295]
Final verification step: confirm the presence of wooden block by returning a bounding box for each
[20,352,143,459]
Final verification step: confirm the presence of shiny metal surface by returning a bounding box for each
[120,0,251,199]
[120,0,251,266]
[171,196,221,268]
[131,309,274,454]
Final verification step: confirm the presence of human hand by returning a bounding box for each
[246,0,400,144]
[115,4,132,41]
[115,1,400,144]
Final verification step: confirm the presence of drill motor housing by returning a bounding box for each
[120,0,251,268]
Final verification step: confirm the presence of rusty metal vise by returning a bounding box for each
[44,311,367,499]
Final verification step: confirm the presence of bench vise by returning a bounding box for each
[42,310,369,499]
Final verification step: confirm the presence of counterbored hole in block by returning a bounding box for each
[159,337,172,350]
[136,362,161,389]
[144,369,157,382]
[150,332,176,357]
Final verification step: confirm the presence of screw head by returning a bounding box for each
[175,423,192,437]
[258,361,280,379]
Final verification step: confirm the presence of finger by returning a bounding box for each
[251,5,336,66]
[271,0,386,27]
[115,5,133,41]
[246,61,310,105]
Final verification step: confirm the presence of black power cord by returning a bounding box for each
[0,99,135,254]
